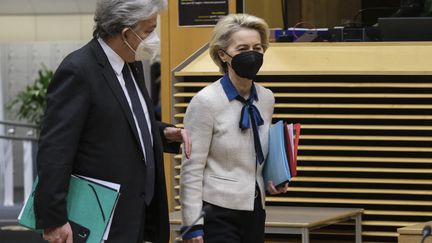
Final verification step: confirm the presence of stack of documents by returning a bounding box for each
[18,175,120,243]
[263,120,301,187]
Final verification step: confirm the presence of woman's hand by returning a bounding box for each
[266,181,289,195]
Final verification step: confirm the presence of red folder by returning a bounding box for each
[284,123,301,177]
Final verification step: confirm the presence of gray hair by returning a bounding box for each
[209,14,269,74]
[93,0,167,39]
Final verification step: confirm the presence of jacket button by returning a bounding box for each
[141,193,146,198]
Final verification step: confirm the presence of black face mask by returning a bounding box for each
[224,50,263,80]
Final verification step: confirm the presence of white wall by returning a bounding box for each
[0,51,3,121]
[0,13,162,119]
[0,14,161,42]
[0,13,94,118]
[0,15,94,42]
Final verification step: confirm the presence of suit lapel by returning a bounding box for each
[90,39,143,151]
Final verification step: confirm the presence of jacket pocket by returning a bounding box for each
[209,174,238,182]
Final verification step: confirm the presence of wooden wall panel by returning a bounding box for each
[302,0,361,27]
[244,0,362,29]
[244,0,301,28]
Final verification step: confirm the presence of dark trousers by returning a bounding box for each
[203,191,266,243]
[136,203,147,243]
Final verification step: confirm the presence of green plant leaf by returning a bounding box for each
[5,65,54,129]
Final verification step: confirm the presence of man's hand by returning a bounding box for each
[164,127,191,159]
[266,181,289,195]
[43,222,72,243]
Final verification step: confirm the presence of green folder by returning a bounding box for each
[18,175,120,243]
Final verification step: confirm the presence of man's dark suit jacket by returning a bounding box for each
[34,38,179,243]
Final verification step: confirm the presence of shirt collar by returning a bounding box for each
[220,74,258,102]
[97,38,125,76]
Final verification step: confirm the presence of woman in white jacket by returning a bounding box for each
[180,13,288,243]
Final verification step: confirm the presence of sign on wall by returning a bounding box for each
[178,0,229,27]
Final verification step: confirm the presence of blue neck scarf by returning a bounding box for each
[221,74,265,164]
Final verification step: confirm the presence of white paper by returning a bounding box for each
[76,175,121,192]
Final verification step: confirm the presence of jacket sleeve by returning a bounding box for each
[34,60,91,229]
[156,121,181,154]
[180,94,213,226]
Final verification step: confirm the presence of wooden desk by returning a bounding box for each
[169,206,363,243]
[398,221,432,243]
[174,42,432,76]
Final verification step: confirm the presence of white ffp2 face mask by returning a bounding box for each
[125,29,160,61]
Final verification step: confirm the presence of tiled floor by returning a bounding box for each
[0,226,46,243]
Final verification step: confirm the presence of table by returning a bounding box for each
[398,221,432,243]
[169,206,363,243]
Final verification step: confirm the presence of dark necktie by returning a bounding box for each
[235,95,265,164]
[122,63,155,205]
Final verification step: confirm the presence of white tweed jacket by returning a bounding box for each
[180,77,275,226]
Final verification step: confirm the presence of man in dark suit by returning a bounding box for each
[33,0,191,242]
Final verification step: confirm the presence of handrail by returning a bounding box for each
[0,120,38,129]
[0,120,38,208]
[0,120,38,141]
[0,135,38,141]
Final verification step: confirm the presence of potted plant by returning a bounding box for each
[6,65,53,129]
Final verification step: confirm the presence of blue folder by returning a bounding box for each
[263,120,291,187]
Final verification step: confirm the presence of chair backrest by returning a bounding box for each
[379,17,432,41]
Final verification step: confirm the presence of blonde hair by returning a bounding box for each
[209,13,269,74]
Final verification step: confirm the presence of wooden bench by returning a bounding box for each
[169,206,363,243]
